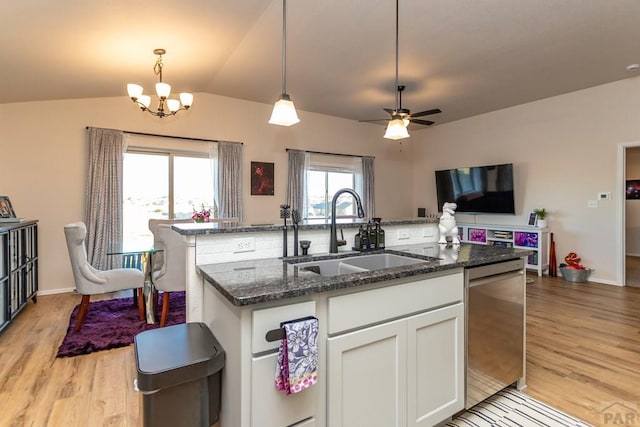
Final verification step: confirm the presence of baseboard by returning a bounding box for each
[37,287,76,296]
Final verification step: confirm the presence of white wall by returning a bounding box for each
[0,94,416,293]
[412,76,640,285]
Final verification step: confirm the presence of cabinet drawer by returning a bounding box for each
[252,301,316,354]
[328,271,463,335]
[251,353,317,427]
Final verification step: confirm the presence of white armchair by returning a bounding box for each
[148,219,191,326]
[64,222,144,331]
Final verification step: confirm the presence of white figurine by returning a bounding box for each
[438,202,460,245]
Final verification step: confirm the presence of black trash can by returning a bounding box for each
[134,322,225,427]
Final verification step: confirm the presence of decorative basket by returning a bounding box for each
[559,266,591,283]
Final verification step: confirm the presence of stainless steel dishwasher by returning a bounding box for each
[465,258,525,409]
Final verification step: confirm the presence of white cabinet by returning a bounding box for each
[457,222,549,276]
[327,318,407,427]
[407,303,464,427]
[327,272,465,427]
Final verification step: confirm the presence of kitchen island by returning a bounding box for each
[172,221,530,427]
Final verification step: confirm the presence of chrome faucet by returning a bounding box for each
[329,188,366,253]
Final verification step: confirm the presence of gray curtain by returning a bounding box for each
[287,149,308,216]
[218,141,243,221]
[85,127,125,269]
[362,156,375,219]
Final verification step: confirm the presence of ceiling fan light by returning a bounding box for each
[269,94,300,126]
[403,118,410,127]
[384,118,410,140]
[127,83,143,100]
[179,92,193,108]
[167,99,181,112]
[155,82,171,99]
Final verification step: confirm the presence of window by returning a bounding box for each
[123,150,214,250]
[305,154,361,221]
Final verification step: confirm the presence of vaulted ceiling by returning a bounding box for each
[3,0,640,126]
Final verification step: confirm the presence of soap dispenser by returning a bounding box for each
[373,217,385,249]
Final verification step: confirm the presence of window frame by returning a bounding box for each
[305,156,360,221]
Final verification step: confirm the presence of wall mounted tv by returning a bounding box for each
[435,163,516,214]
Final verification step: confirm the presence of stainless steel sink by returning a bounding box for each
[292,253,428,277]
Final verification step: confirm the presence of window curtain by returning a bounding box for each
[85,127,125,269]
[286,149,310,217]
[218,142,243,220]
[361,156,375,219]
[208,141,220,217]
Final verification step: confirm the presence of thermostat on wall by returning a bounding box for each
[598,192,610,200]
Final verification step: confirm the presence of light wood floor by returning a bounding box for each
[1,275,639,426]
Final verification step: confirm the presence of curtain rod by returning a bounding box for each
[286,148,374,159]
[85,127,242,145]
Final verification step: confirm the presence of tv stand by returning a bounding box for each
[457,222,549,276]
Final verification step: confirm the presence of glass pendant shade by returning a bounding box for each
[167,99,181,112]
[138,95,151,109]
[179,92,193,108]
[155,82,171,99]
[269,94,300,126]
[384,118,410,140]
[127,83,143,100]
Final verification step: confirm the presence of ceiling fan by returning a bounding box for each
[360,84,442,127]
[359,0,442,139]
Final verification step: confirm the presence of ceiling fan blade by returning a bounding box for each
[383,108,395,115]
[410,108,442,118]
[410,119,435,126]
[359,119,389,123]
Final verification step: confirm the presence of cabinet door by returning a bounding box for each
[407,303,464,427]
[327,318,407,427]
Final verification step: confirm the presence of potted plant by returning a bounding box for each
[534,208,548,228]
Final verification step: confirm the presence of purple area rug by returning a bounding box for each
[56,292,185,358]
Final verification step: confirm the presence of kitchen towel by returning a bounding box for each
[275,316,318,394]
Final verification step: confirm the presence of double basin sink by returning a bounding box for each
[289,252,436,277]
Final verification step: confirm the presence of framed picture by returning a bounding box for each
[528,212,537,226]
[626,180,640,199]
[0,196,16,218]
[251,161,275,196]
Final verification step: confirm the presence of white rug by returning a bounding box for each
[447,389,592,426]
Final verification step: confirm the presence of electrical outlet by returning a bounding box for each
[423,227,434,237]
[233,237,256,253]
[397,229,410,240]
[587,200,598,208]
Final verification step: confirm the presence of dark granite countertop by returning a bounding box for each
[173,217,438,235]
[198,243,532,306]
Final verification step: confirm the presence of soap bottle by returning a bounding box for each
[354,226,362,250]
[360,226,369,251]
[375,219,385,249]
[368,221,376,250]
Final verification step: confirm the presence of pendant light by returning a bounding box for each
[269,0,300,126]
[384,0,409,140]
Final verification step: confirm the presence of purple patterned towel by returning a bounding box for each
[275,316,318,394]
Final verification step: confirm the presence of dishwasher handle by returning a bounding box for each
[468,270,523,288]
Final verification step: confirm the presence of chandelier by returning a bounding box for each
[127,49,193,118]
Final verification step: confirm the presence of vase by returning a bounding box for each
[194,218,204,223]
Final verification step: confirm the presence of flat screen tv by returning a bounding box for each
[435,163,516,214]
